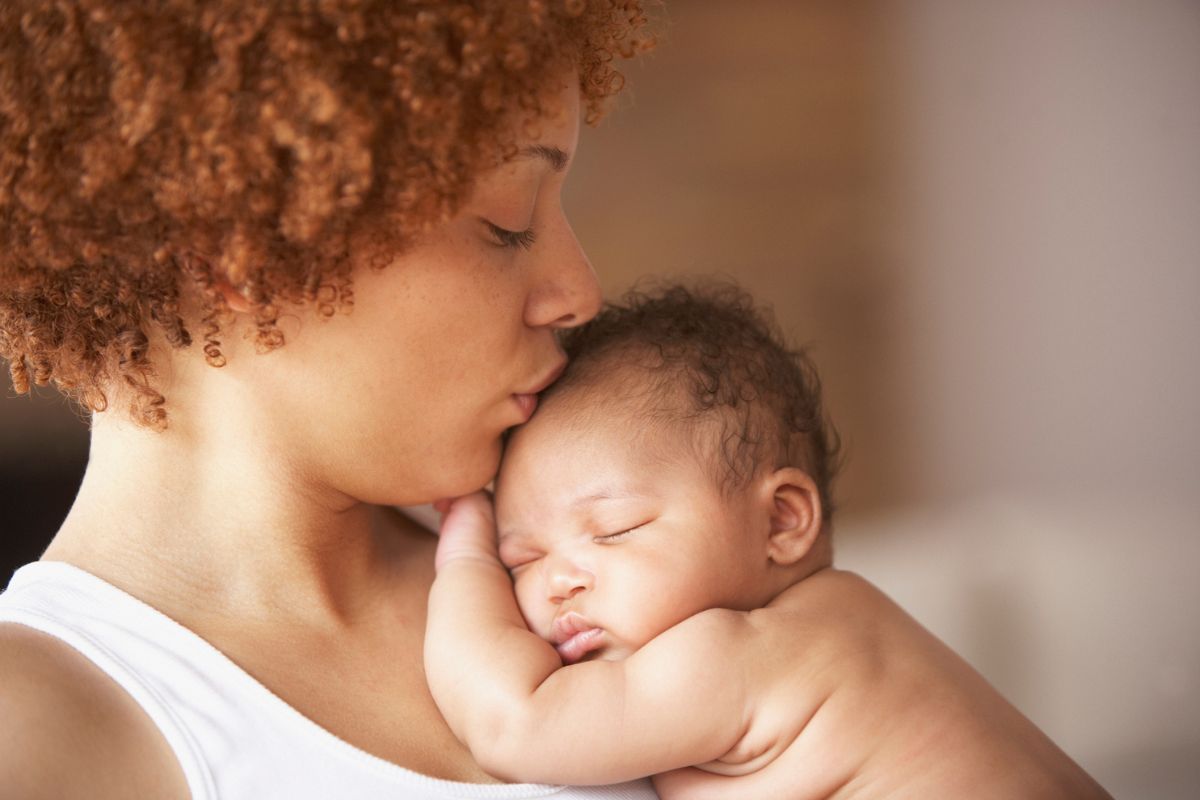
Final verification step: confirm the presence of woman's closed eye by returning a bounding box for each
[484,219,537,250]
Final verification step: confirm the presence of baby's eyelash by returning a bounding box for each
[594,524,646,544]
[500,549,538,567]
[502,557,536,574]
[485,220,537,250]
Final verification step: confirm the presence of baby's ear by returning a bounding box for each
[760,467,823,566]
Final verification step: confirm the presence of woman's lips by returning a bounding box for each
[512,392,538,421]
[511,358,567,422]
[554,627,605,665]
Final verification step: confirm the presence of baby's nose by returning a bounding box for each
[547,558,593,602]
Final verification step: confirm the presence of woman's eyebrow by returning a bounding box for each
[519,144,570,172]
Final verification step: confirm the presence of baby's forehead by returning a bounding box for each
[499,390,687,493]
[495,401,693,540]
[497,393,729,529]
[505,391,662,465]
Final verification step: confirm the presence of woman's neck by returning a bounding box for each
[44,406,424,629]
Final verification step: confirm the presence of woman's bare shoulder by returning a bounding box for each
[0,623,189,799]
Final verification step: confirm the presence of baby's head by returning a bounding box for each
[495,284,841,664]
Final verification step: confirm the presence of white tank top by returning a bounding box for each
[0,562,658,800]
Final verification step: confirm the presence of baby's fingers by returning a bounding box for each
[435,491,501,570]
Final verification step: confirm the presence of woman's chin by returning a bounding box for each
[370,436,503,508]
[444,441,504,498]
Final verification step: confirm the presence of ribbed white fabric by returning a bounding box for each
[0,562,658,800]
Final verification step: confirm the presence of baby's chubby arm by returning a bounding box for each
[425,492,753,786]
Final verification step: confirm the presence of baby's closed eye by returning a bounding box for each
[498,542,543,572]
[592,521,652,544]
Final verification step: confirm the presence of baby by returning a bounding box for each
[425,285,1111,799]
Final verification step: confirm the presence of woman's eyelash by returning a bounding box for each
[485,221,537,250]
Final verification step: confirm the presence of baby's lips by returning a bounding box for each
[554,627,605,665]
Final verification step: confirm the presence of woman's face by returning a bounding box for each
[250,77,600,506]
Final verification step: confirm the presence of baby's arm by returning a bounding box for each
[424,492,752,785]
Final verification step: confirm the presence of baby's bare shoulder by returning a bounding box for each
[780,567,889,607]
[747,570,910,675]
[761,569,897,632]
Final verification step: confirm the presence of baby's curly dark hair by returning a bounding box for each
[0,0,653,428]
[552,283,842,519]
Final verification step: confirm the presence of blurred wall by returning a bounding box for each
[2,1,1198,796]
[855,4,1200,796]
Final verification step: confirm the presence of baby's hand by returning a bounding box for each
[435,491,502,572]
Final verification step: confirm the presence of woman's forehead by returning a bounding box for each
[502,75,582,164]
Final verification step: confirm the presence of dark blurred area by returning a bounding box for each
[0,387,88,579]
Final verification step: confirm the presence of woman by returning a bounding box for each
[0,2,656,797]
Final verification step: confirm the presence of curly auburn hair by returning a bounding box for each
[549,283,843,518]
[0,0,653,428]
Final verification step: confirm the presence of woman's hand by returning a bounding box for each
[434,491,501,572]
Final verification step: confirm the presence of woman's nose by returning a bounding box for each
[546,556,594,603]
[524,215,603,330]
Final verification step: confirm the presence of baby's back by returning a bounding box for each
[655,570,1112,800]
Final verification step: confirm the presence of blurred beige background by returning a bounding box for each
[2,1,1198,797]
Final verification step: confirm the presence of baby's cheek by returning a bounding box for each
[512,580,548,637]
[653,582,718,632]
[617,600,683,652]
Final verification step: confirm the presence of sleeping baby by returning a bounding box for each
[425,284,1112,800]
